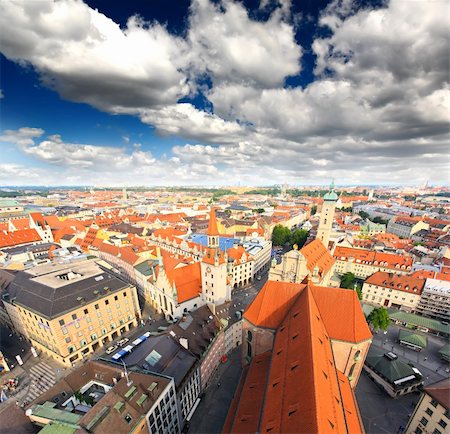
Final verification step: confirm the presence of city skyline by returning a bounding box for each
[0,0,449,187]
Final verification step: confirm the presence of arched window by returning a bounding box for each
[354,350,361,359]
[349,363,357,378]
[247,342,252,358]
[247,330,253,342]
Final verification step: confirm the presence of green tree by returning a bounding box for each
[359,210,370,220]
[340,272,356,289]
[368,307,390,331]
[252,208,265,214]
[271,225,291,246]
[311,205,317,216]
[290,229,308,249]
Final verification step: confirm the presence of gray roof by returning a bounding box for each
[5,259,130,319]
[115,334,197,388]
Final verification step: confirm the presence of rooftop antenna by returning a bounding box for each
[121,359,133,387]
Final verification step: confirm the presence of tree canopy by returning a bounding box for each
[271,225,291,246]
[290,229,308,249]
[368,307,390,331]
[340,272,356,289]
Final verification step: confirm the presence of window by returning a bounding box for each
[62,327,68,335]
[414,428,423,434]
[124,414,133,424]
[95,304,99,310]
[425,408,434,416]
[420,417,428,426]
[114,295,118,301]
[105,299,109,305]
[65,337,71,343]
[59,319,65,326]
[84,309,88,315]
[431,399,439,408]
[72,314,77,320]
[433,429,442,434]
[438,420,447,429]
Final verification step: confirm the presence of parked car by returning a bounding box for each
[105,345,118,355]
[117,338,129,346]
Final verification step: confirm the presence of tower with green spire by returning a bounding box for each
[316,179,338,249]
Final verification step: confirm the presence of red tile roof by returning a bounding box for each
[311,285,372,343]
[227,283,366,434]
[244,280,305,329]
[424,378,450,410]
[300,239,335,276]
[0,229,42,248]
[365,272,425,295]
[208,208,220,236]
[334,246,413,270]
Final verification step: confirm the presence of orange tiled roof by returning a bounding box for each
[336,370,365,433]
[259,286,348,433]
[9,218,31,231]
[300,239,335,276]
[165,261,202,303]
[229,284,366,434]
[365,272,426,295]
[334,246,413,270]
[243,280,304,329]
[208,208,219,236]
[311,285,372,343]
[227,245,251,264]
[225,352,271,434]
[0,228,42,248]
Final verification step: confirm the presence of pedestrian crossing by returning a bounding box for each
[24,362,56,403]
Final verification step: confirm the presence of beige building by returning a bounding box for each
[362,272,425,311]
[406,378,449,434]
[2,259,141,367]
[387,217,429,239]
[333,246,413,279]
[269,239,335,286]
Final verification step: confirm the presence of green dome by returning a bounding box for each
[323,191,338,201]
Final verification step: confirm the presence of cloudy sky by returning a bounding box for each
[0,0,448,187]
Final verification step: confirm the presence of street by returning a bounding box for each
[187,348,243,434]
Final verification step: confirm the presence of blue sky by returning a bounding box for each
[0,0,448,187]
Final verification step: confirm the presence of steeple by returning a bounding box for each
[207,208,220,249]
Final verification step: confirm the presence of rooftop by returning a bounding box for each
[5,258,130,319]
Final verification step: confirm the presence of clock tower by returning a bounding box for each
[201,208,231,305]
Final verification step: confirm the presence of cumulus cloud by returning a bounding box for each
[187,0,301,87]
[0,0,448,185]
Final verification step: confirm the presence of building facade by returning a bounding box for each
[405,378,449,434]
[415,278,450,322]
[362,272,425,311]
[2,259,141,366]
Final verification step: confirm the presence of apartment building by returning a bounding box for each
[2,259,141,366]
[362,272,425,311]
[25,360,179,434]
[242,238,272,276]
[333,246,413,279]
[406,378,449,434]
[415,278,450,321]
[387,217,429,239]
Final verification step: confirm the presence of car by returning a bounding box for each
[117,338,129,346]
[256,275,261,281]
[105,345,118,355]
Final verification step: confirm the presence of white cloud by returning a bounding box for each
[0,0,448,185]
[187,0,301,87]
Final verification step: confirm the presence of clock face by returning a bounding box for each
[206,267,211,273]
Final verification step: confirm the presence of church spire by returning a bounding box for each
[207,207,220,249]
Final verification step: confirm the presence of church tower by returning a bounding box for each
[316,180,338,249]
[201,208,230,305]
